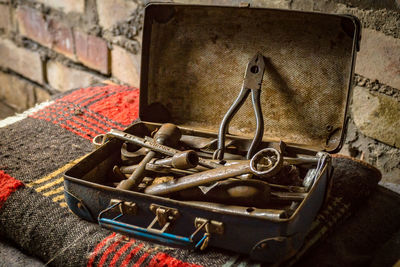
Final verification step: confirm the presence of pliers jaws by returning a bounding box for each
[243,53,266,91]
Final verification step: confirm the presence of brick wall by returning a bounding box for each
[0,0,144,116]
[0,0,399,184]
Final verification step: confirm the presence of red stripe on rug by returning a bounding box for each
[80,114,112,132]
[82,109,124,130]
[120,243,144,267]
[109,239,136,267]
[98,236,125,267]
[30,86,136,140]
[72,116,107,135]
[133,252,150,267]
[31,101,113,134]
[87,233,117,267]
[88,89,139,126]
[79,90,118,107]
[58,122,93,140]
[0,171,24,209]
[64,119,100,139]
[147,252,203,267]
[59,86,113,103]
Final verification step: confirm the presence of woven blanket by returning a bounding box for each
[0,84,398,267]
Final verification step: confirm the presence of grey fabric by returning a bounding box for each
[0,118,93,183]
[0,187,110,266]
[0,238,44,267]
[297,186,400,267]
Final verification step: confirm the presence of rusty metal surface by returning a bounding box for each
[175,179,271,208]
[64,121,332,262]
[144,147,283,196]
[116,123,182,191]
[142,5,357,152]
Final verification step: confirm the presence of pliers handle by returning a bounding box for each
[215,53,266,160]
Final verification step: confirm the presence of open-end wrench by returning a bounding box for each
[145,148,283,196]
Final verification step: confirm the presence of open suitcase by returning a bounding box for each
[64,3,360,263]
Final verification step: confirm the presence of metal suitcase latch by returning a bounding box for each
[194,218,224,235]
[110,199,138,215]
[149,204,179,233]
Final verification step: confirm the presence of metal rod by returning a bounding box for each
[106,129,221,169]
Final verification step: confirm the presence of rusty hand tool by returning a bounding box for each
[120,143,147,163]
[116,123,182,191]
[215,53,266,160]
[180,135,246,159]
[152,150,199,169]
[121,150,199,173]
[175,179,271,208]
[121,163,197,176]
[145,147,282,196]
[120,150,199,178]
[120,150,198,172]
[104,129,222,169]
[269,183,306,193]
[186,201,288,220]
[302,152,329,191]
[270,191,307,202]
[175,178,305,206]
[113,165,128,181]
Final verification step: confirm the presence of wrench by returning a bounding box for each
[145,148,282,196]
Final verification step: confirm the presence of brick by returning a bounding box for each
[16,6,75,60]
[47,61,102,92]
[0,4,10,32]
[111,45,140,87]
[352,86,400,148]
[48,19,75,59]
[16,6,51,47]
[97,0,138,29]
[0,72,37,112]
[74,30,110,74]
[355,29,400,89]
[0,39,44,84]
[0,100,16,119]
[35,0,85,13]
[34,87,51,103]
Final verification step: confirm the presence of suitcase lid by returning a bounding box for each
[138,3,361,153]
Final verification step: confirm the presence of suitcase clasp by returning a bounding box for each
[194,218,224,236]
[148,204,179,234]
[192,218,224,250]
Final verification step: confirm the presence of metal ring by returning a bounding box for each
[92,134,106,148]
[250,148,283,178]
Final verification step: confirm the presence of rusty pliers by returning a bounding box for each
[215,53,266,160]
